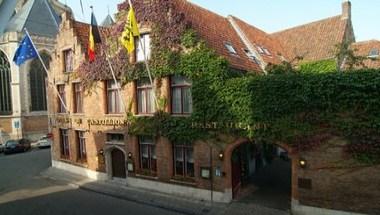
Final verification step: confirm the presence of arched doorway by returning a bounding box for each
[111,148,126,178]
[0,50,12,115]
[230,141,292,210]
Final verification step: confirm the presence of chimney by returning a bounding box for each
[342,0,351,20]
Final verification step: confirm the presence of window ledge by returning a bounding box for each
[135,173,158,180]
[105,114,124,117]
[170,114,191,117]
[170,178,196,186]
[0,115,13,118]
[59,158,71,163]
[72,113,85,116]
[28,111,48,116]
[135,114,155,117]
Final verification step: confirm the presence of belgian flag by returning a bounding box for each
[88,12,102,62]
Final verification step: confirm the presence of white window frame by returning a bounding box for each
[224,43,237,55]
[136,34,151,62]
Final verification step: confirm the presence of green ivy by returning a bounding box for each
[120,28,380,164]
[299,59,337,73]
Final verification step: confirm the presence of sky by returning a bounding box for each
[59,0,380,42]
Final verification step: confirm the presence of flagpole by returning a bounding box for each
[90,5,128,115]
[128,0,159,108]
[106,54,128,114]
[24,29,70,114]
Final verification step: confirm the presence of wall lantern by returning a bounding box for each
[98,149,104,156]
[128,152,133,159]
[299,158,307,168]
[218,151,224,160]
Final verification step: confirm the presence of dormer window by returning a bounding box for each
[257,46,264,54]
[257,45,271,56]
[263,48,271,56]
[243,49,260,65]
[368,48,379,58]
[224,43,237,55]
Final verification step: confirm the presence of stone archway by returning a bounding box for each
[224,138,295,210]
[104,145,127,180]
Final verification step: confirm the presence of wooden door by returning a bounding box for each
[111,149,126,178]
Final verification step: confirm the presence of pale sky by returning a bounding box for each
[59,0,380,42]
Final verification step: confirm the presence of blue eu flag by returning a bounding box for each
[13,34,38,66]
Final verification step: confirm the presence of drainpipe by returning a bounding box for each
[227,15,268,75]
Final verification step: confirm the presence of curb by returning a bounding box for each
[41,169,214,215]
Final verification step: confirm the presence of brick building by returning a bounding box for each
[49,1,379,215]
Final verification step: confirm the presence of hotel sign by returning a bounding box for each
[52,116,130,128]
[191,122,268,131]
[87,119,131,127]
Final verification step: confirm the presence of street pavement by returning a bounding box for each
[0,149,289,215]
[0,149,181,215]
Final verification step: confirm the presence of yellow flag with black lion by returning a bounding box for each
[120,6,140,54]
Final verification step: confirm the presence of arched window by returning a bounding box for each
[0,51,12,115]
[30,52,51,111]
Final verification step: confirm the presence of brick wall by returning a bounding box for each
[296,137,380,214]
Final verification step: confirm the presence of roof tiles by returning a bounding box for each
[351,40,380,69]
[272,16,349,62]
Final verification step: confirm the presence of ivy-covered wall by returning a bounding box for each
[77,0,380,164]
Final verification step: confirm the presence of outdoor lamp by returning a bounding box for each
[128,152,133,159]
[299,158,307,168]
[218,151,224,160]
[98,149,104,156]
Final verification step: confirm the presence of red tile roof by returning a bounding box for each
[272,16,349,62]
[351,40,380,69]
[72,21,110,54]
[230,16,286,65]
[73,21,90,49]
[173,0,263,72]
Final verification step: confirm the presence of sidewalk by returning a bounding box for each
[41,167,289,215]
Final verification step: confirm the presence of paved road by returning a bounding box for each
[0,149,182,215]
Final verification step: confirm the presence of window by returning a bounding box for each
[137,78,155,114]
[57,85,66,113]
[0,50,12,115]
[369,48,379,58]
[30,52,50,111]
[257,46,264,54]
[73,83,83,113]
[139,136,156,174]
[76,131,86,162]
[224,43,237,55]
[60,129,70,159]
[263,48,271,56]
[106,80,122,114]
[243,49,260,65]
[136,34,151,62]
[173,143,194,178]
[63,49,73,73]
[106,133,124,144]
[171,75,192,114]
